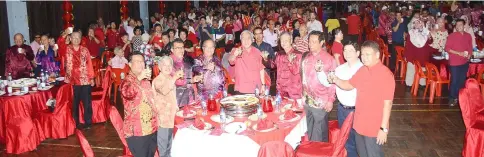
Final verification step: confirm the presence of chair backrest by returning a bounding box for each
[476,68,484,81]
[459,78,483,128]
[53,84,73,114]
[101,51,115,67]
[395,46,405,58]
[75,129,94,157]
[332,112,354,157]
[111,66,130,85]
[425,63,441,81]
[215,48,224,59]
[257,141,294,157]
[108,106,130,154]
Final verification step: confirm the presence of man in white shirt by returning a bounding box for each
[30,34,41,56]
[263,20,279,50]
[307,12,323,33]
[124,18,136,40]
[318,41,362,157]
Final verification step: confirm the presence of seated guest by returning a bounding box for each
[171,39,199,107]
[5,33,35,79]
[150,24,164,49]
[36,35,59,74]
[229,30,266,95]
[108,46,128,69]
[179,29,195,56]
[119,34,132,58]
[263,32,302,100]
[131,26,143,52]
[404,18,431,87]
[211,19,226,48]
[120,53,158,157]
[152,56,183,157]
[193,40,225,99]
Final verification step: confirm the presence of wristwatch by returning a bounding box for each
[380,127,389,133]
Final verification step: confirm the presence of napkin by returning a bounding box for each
[194,118,206,130]
[209,127,223,136]
[257,119,273,130]
[284,110,297,120]
[183,107,191,117]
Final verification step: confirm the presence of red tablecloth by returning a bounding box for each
[174,98,304,146]
[0,86,60,144]
[430,58,484,78]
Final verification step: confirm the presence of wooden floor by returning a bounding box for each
[0,77,466,157]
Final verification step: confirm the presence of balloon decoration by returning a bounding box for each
[159,1,165,14]
[186,1,191,13]
[120,1,129,20]
[62,1,74,29]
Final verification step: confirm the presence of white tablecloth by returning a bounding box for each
[171,117,307,157]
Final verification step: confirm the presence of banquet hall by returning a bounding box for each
[0,1,483,157]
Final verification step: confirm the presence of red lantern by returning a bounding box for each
[186,1,191,12]
[120,1,128,6]
[63,22,73,29]
[159,1,165,14]
[120,1,129,20]
[63,1,73,12]
[63,13,72,21]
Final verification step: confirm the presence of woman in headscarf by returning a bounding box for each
[404,18,433,87]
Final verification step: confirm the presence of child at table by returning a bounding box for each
[108,46,128,69]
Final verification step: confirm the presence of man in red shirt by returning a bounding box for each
[346,10,361,44]
[65,32,95,130]
[86,28,101,57]
[445,19,472,106]
[329,41,395,157]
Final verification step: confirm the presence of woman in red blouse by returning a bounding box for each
[331,29,345,65]
[150,24,163,49]
[106,22,120,50]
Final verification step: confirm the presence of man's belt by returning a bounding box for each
[340,104,355,109]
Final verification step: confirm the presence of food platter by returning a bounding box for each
[8,78,36,88]
[219,95,259,117]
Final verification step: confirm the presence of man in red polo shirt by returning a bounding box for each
[329,41,395,157]
[346,10,361,44]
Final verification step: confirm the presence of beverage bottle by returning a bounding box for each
[219,108,226,124]
[207,94,216,111]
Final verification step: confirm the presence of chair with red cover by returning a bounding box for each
[5,115,45,154]
[458,78,484,157]
[109,106,133,156]
[36,84,76,139]
[257,141,294,157]
[76,129,94,157]
[295,112,354,157]
[79,77,113,124]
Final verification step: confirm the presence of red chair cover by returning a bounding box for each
[109,106,133,156]
[295,112,354,157]
[257,141,294,157]
[79,79,112,124]
[75,129,94,157]
[264,71,271,87]
[93,66,112,96]
[328,120,339,144]
[459,79,484,157]
[36,84,76,139]
[6,116,45,154]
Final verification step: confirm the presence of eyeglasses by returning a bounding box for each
[173,47,184,50]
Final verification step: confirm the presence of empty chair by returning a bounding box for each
[76,129,94,157]
[257,141,294,157]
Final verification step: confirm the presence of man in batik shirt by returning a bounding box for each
[301,31,337,142]
[4,33,35,79]
[120,53,158,157]
[65,32,95,129]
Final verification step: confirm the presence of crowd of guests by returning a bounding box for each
[3,1,484,157]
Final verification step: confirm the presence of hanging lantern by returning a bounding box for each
[186,1,191,12]
[63,1,74,29]
[159,1,165,14]
[120,1,129,20]
[62,1,73,12]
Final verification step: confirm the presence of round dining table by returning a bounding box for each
[171,97,307,157]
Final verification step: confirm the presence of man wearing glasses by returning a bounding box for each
[31,34,41,57]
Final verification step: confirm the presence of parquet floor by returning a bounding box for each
[0,77,466,157]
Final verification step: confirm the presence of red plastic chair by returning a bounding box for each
[6,116,45,154]
[459,79,484,157]
[295,112,354,157]
[215,48,225,59]
[424,63,450,103]
[76,129,94,157]
[411,61,428,96]
[111,65,130,105]
[36,84,76,139]
[257,141,294,157]
[395,46,407,82]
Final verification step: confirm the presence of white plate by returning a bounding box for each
[176,110,196,118]
[210,115,235,123]
[252,123,277,132]
[248,113,267,121]
[38,86,53,91]
[433,56,445,60]
[471,59,482,63]
[189,122,212,130]
[224,122,247,134]
[278,114,301,122]
[56,77,65,81]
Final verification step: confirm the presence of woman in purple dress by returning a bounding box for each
[36,35,59,75]
[193,40,225,99]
